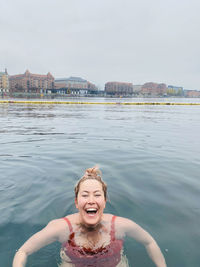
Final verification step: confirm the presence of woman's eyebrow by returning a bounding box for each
[81,190,101,193]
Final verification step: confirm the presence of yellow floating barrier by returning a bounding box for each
[0,100,200,105]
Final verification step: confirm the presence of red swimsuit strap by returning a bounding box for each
[63,217,73,234]
[110,215,117,241]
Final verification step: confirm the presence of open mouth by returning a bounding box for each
[85,208,98,215]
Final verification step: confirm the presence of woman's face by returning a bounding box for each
[75,179,106,227]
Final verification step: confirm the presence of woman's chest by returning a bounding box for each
[73,229,111,249]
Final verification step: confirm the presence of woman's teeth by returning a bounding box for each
[86,208,97,214]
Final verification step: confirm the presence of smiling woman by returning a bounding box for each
[12,166,167,267]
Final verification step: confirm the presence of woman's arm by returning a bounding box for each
[118,217,167,267]
[12,250,28,267]
[145,239,167,267]
[12,219,65,267]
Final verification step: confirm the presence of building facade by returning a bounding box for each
[141,82,167,96]
[0,69,9,93]
[54,76,97,95]
[167,85,183,96]
[132,85,142,94]
[9,70,54,93]
[87,81,98,94]
[185,90,200,98]
[105,82,133,95]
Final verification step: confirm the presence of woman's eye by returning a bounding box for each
[95,194,101,197]
[82,195,88,198]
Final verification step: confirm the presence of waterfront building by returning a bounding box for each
[9,70,54,93]
[87,81,99,94]
[185,90,200,98]
[167,85,183,96]
[105,82,133,96]
[141,82,167,96]
[54,76,97,95]
[0,69,9,94]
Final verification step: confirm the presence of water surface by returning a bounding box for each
[0,98,200,266]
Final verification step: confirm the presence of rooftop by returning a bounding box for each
[55,76,87,82]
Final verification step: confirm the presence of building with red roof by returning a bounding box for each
[9,70,54,93]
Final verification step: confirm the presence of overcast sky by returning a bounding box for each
[1,0,199,90]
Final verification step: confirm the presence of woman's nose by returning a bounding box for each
[88,195,95,203]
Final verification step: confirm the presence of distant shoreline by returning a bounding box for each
[1,93,198,99]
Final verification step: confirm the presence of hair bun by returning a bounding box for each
[84,166,101,178]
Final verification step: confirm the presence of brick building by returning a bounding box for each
[185,90,200,98]
[9,70,54,93]
[87,81,98,94]
[0,69,9,93]
[141,82,167,96]
[105,82,133,95]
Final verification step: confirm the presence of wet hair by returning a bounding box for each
[75,166,107,200]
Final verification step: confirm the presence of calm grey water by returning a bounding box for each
[0,98,200,267]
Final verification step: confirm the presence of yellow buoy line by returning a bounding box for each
[0,100,200,105]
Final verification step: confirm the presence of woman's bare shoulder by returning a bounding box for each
[48,214,76,229]
[45,218,69,235]
[113,216,138,233]
[62,213,79,223]
[102,214,133,224]
[115,216,133,224]
[47,214,78,242]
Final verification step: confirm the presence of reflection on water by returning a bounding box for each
[0,98,200,266]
